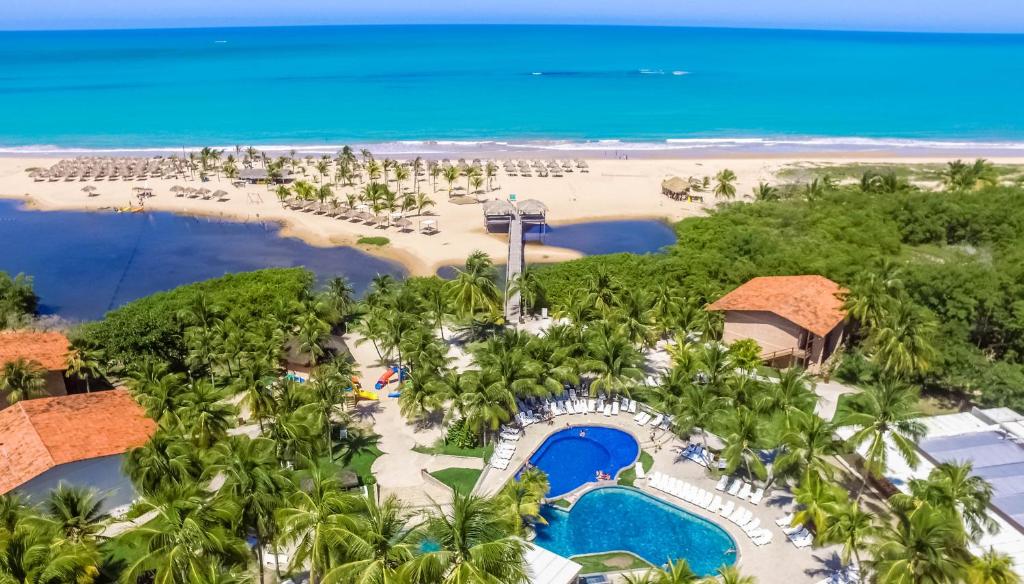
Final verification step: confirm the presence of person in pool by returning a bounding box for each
[579,429,587,437]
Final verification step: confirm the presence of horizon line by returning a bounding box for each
[2,22,1024,36]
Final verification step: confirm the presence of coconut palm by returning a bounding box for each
[446,251,501,318]
[442,166,460,197]
[65,339,105,394]
[1,357,46,405]
[822,500,878,569]
[124,429,204,497]
[32,485,107,545]
[867,301,937,380]
[711,565,757,584]
[625,559,699,584]
[792,469,846,539]
[579,323,645,397]
[893,462,996,541]
[870,503,970,584]
[967,548,1021,584]
[720,407,767,481]
[507,268,545,317]
[657,382,722,453]
[713,169,737,200]
[772,410,842,483]
[403,492,526,584]
[321,495,419,584]
[120,485,248,584]
[611,287,657,347]
[414,192,435,216]
[0,519,101,584]
[497,468,549,536]
[278,462,363,584]
[752,182,779,201]
[177,380,236,450]
[463,165,482,197]
[835,380,926,499]
[455,370,516,444]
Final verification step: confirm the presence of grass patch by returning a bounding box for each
[551,498,571,509]
[414,440,494,460]
[429,467,482,495]
[572,552,652,575]
[357,236,390,246]
[617,450,654,487]
[338,446,383,485]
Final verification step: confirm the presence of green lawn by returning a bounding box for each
[429,467,482,495]
[551,499,571,509]
[617,450,654,487]
[573,552,651,575]
[338,446,383,485]
[413,440,494,460]
[357,236,390,246]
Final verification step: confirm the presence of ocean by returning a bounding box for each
[1,25,1023,153]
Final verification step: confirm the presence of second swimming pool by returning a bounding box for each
[525,426,639,498]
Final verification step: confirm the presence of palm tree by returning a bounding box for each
[464,165,482,198]
[711,565,757,584]
[1,357,46,405]
[772,410,841,483]
[579,323,645,397]
[713,169,737,200]
[967,548,1021,584]
[124,429,204,497]
[211,436,293,584]
[658,383,722,453]
[485,161,498,191]
[404,492,526,584]
[868,301,937,380]
[871,503,970,584]
[442,166,460,197]
[321,495,419,584]
[894,461,996,541]
[720,407,767,481]
[0,519,101,584]
[835,380,926,499]
[752,182,779,201]
[625,559,699,584]
[446,251,501,318]
[456,370,516,444]
[414,192,436,216]
[33,485,108,545]
[65,339,105,393]
[497,468,549,536]
[792,469,845,540]
[507,267,545,317]
[822,500,878,570]
[393,164,410,195]
[178,380,236,449]
[278,462,362,584]
[121,485,248,584]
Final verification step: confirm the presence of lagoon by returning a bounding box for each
[0,200,405,321]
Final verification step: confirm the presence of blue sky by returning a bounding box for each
[2,0,1023,33]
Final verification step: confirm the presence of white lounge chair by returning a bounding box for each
[726,479,743,496]
[635,462,646,479]
[743,518,762,536]
[588,399,596,412]
[737,482,753,500]
[719,500,735,517]
[603,404,612,416]
[633,411,645,423]
[749,488,765,505]
[791,532,814,548]
[714,476,730,491]
[649,414,664,427]
[612,401,620,415]
[709,495,722,512]
[628,400,638,413]
[776,513,795,527]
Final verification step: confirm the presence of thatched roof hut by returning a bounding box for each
[662,176,690,199]
[482,199,516,217]
[516,199,548,218]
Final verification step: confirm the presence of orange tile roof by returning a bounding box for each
[0,389,155,494]
[707,275,847,337]
[0,331,70,371]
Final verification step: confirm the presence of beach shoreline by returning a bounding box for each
[3,153,1023,276]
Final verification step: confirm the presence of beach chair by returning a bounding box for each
[628,400,638,413]
[726,506,746,524]
[749,488,765,505]
[637,412,651,425]
[701,491,715,509]
[588,399,596,412]
[786,527,810,540]
[743,518,762,536]
[714,475,730,491]
[633,411,645,423]
[649,414,664,427]
[751,530,773,546]
[776,513,795,527]
[709,495,722,512]
[737,482,753,500]
[635,462,646,479]
[791,532,814,549]
[726,479,743,497]
[719,500,735,517]
[612,401,620,415]
[603,403,612,416]
[782,523,806,536]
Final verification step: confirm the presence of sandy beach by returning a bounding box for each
[3,153,1023,276]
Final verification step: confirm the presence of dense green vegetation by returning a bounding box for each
[356,236,390,246]
[536,165,1024,410]
[429,467,483,495]
[0,271,37,329]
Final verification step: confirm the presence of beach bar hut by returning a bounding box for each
[482,199,516,228]
[516,199,548,225]
[661,176,691,200]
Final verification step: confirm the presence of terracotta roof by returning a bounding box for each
[0,331,70,371]
[0,389,156,494]
[707,275,847,337]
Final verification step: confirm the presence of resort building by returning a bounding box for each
[0,330,71,406]
[707,275,847,372]
[0,389,156,512]
[839,406,1024,575]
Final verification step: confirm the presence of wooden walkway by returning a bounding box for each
[505,213,524,323]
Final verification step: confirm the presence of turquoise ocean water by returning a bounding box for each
[1,25,1024,152]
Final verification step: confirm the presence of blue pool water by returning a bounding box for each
[526,426,639,498]
[524,220,676,256]
[0,200,405,321]
[534,486,737,575]
[0,26,1023,149]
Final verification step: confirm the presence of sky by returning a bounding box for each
[1,0,1023,33]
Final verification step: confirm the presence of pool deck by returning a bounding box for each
[475,412,844,584]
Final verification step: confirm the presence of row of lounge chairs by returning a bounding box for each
[512,392,670,425]
[775,513,816,549]
[714,475,766,505]
[648,472,773,546]
[490,426,524,471]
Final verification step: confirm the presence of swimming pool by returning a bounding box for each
[534,486,737,575]
[526,426,639,498]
